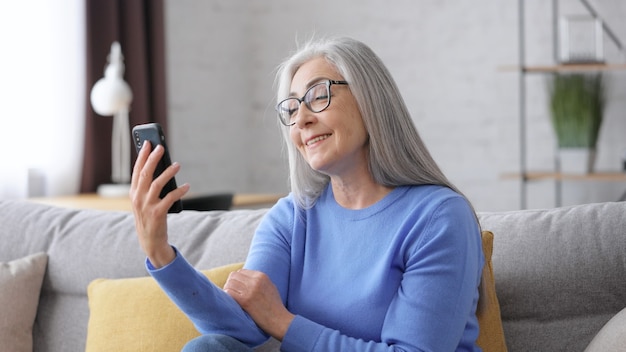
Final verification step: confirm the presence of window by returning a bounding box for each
[0,0,85,198]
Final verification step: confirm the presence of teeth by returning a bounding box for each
[307,134,330,146]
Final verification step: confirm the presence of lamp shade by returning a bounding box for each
[90,42,133,116]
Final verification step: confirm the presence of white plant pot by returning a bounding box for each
[558,148,596,174]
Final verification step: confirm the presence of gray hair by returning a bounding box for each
[276,37,463,209]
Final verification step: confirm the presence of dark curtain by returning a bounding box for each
[80,0,168,193]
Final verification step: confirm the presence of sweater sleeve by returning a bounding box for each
[243,196,295,313]
[379,196,483,351]
[147,248,269,348]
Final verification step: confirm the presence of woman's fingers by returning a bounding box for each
[160,173,190,209]
[131,140,152,192]
[142,144,165,196]
[224,270,279,309]
[224,270,294,340]
[146,150,189,211]
[130,141,190,217]
[224,270,262,311]
[130,141,148,185]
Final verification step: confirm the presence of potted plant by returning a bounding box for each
[548,72,605,173]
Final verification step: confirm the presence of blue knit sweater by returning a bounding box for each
[149,184,484,351]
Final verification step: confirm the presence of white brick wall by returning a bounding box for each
[164,0,626,211]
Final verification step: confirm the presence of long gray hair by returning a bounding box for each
[276,37,488,312]
[276,37,462,209]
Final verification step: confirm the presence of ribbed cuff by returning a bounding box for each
[280,315,325,352]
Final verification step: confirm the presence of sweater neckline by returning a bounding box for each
[322,185,409,220]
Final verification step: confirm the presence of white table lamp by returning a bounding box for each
[90,41,133,197]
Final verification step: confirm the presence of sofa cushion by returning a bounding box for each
[477,231,507,352]
[0,252,48,352]
[584,307,626,352]
[85,262,244,352]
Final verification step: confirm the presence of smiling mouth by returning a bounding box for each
[306,134,331,146]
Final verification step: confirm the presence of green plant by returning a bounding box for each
[548,73,605,148]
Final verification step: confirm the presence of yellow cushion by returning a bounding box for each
[85,262,244,352]
[476,230,508,352]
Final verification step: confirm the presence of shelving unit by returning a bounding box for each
[514,0,626,208]
[503,171,626,182]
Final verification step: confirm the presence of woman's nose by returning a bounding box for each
[293,103,315,127]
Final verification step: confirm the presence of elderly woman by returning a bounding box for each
[130,37,484,351]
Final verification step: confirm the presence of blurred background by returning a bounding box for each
[1,0,625,212]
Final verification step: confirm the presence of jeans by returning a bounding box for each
[181,334,253,352]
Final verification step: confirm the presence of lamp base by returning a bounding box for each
[97,183,131,198]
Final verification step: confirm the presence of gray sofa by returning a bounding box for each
[1,199,625,352]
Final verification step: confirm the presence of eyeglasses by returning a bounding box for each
[276,80,349,126]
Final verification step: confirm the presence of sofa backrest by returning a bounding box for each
[0,200,266,352]
[2,199,624,352]
[479,201,626,352]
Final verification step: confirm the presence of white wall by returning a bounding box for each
[164,0,626,211]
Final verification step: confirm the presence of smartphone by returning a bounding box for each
[132,123,183,213]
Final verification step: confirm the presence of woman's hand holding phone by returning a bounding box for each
[129,140,190,268]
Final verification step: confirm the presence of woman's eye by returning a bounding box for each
[314,93,329,101]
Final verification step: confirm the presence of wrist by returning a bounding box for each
[269,311,295,341]
[147,243,176,269]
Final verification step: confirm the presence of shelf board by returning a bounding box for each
[499,63,626,73]
[502,172,626,181]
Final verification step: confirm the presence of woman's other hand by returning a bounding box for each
[129,141,189,268]
[224,269,295,341]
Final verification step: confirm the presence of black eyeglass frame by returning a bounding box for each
[276,79,349,126]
